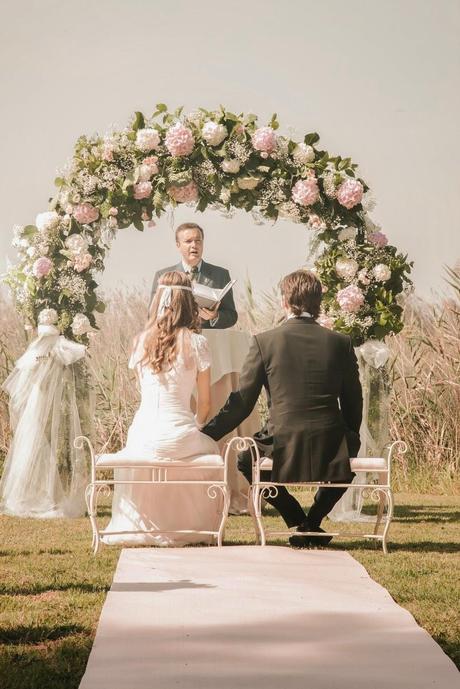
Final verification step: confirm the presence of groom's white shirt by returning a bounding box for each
[287,311,313,319]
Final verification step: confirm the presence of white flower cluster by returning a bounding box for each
[373,263,391,282]
[57,273,88,305]
[335,257,359,281]
[36,211,60,233]
[221,159,241,174]
[292,143,315,166]
[71,313,91,336]
[338,226,357,242]
[201,121,228,146]
[259,178,288,208]
[38,308,58,325]
[226,138,251,164]
[65,234,89,255]
[277,201,301,222]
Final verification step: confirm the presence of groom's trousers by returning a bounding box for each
[237,450,352,529]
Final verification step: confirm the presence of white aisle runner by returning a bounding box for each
[79,547,459,689]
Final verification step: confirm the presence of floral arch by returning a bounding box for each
[6,104,412,345]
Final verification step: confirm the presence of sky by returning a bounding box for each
[1,0,459,303]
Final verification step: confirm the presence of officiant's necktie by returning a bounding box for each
[188,266,199,282]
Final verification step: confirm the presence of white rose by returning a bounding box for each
[71,313,91,336]
[36,211,60,232]
[373,264,391,282]
[38,308,58,325]
[221,158,241,174]
[65,234,89,255]
[292,143,315,165]
[26,247,37,258]
[135,128,160,152]
[201,121,228,146]
[237,176,260,190]
[335,257,359,281]
[338,226,358,242]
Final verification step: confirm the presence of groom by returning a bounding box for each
[149,222,238,329]
[203,269,363,547]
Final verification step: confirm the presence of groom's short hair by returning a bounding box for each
[175,223,204,241]
[280,270,322,319]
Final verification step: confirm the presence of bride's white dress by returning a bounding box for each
[103,328,223,546]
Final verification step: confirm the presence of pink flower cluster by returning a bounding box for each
[292,178,320,206]
[165,123,195,157]
[317,313,335,329]
[336,284,365,313]
[73,203,99,224]
[168,181,199,203]
[133,181,152,200]
[33,256,53,278]
[73,253,92,273]
[368,231,388,248]
[252,126,277,153]
[336,179,364,209]
[138,156,159,181]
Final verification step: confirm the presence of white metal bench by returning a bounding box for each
[231,437,407,554]
[74,436,230,554]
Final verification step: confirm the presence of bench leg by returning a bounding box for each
[247,486,261,544]
[217,485,230,547]
[253,485,267,546]
[382,488,394,554]
[86,483,100,555]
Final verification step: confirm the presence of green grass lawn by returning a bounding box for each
[0,492,459,689]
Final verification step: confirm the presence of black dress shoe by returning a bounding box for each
[290,521,333,548]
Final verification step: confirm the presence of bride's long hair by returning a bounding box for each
[138,271,201,373]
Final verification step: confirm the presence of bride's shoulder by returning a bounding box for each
[190,331,211,372]
[128,330,148,369]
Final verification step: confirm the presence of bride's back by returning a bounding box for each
[129,327,210,415]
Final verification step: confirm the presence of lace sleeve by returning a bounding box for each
[128,332,146,369]
[192,334,212,373]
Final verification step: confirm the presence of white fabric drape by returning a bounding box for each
[0,325,88,518]
[329,340,390,523]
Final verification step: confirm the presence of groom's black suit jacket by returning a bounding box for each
[203,317,363,483]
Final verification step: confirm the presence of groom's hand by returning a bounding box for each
[199,302,221,321]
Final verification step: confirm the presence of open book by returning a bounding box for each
[192,279,237,310]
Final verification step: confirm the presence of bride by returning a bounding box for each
[102,270,223,545]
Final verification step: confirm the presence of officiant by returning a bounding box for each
[149,222,238,329]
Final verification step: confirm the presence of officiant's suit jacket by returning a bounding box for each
[149,261,238,329]
[203,316,363,483]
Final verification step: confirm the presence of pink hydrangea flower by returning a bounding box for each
[168,181,199,203]
[165,123,195,157]
[73,253,92,273]
[133,181,152,200]
[337,284,365,313]
[317,313,335,329]
[73,203,99,224]
[33,256,53,278]
[336,179,364,209]
[252,126,277,153]
[368,230,388,248]
[292,178,320,206]
[137,155,159,181]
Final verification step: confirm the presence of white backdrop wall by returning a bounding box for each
[0,0,459,301]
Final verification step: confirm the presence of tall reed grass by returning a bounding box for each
[1,274,458,493]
